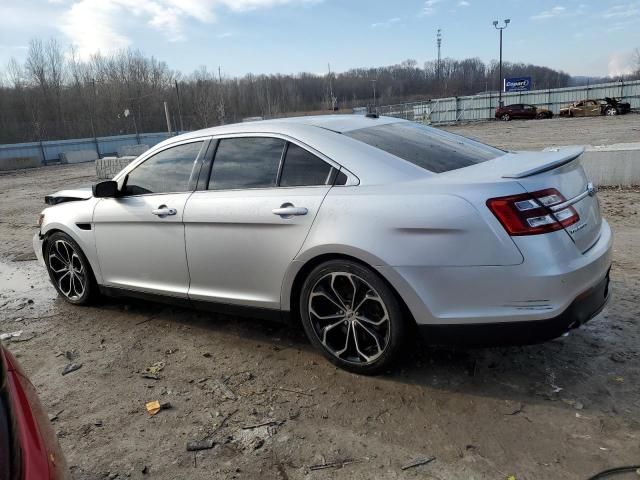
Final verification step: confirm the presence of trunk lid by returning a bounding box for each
[502,147,602,252]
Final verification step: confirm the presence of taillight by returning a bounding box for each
[487,188,579,236]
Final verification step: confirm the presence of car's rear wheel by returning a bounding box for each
[500,113,510,121]
[605,107,618,116]
[44,232,96,305]
[299,260,406,375]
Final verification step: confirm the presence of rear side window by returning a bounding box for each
[209,137,285,190]
[279,144,333,187]
[124,141,204,195]
[344,122,504,173]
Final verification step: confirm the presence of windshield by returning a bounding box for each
[344,122,504,173]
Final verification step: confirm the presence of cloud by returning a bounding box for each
[421,0,442,16]
[371,17,401,28]
[602,2,640,19]
[530,5,565,20]
[458,1,470,6]
[58,0,321,58]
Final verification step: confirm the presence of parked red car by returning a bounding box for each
[495,103,553,121]
[0,341,68,480]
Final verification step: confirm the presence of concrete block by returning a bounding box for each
[0,156,42,171]
[117,144,149,157]
[96,156,137,179]
[581,143,640,186]
[59,149,98,164]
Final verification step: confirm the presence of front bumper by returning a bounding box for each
[33,232,45,266]
[418,268,610,346]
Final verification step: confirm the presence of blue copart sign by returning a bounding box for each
[504,77,532,92]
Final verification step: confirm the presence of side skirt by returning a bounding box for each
[98,286,290,323]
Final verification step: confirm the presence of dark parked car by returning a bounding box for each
[0,341,69,479]
[559,97,631,117]
[495,104,553,121]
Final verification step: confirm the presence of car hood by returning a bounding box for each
[44,187,93,205]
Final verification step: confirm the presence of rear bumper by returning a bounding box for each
[418,268,610,346]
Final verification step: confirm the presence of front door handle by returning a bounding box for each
[151,205,177,217]
[272,203,308,218]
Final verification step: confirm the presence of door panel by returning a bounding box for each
[94,194,191,296]
[184,187,330,309]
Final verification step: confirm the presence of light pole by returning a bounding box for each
[493,18,510,107]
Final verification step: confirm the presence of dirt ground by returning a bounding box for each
[1,117,639,480]
[442,114,640,150]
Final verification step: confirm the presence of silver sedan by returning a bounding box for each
[34,115,612,374]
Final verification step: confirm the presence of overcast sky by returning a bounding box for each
[0,0,638,78]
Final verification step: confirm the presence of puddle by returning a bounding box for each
[0,258,58,318]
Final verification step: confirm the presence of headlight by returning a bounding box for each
[37,213,45,228]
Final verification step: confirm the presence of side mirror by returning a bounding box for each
[92,180,119,198]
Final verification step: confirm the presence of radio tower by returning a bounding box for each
[436,28,442,80]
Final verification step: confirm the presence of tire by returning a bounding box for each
[536,112,547,119]
[299,259,406,375]
[604,107,618,116]
[44,232,97,305]
[500,114,510,121]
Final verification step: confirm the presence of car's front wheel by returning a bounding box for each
[604,107,618,116]
[44,232,96,305]
[500,113,511,121]
[299,260,406,374]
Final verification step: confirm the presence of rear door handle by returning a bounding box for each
[151,205,177,217]
[272,204,308,218]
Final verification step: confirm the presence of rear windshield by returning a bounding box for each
[344,122,504,173]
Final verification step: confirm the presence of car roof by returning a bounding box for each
[134,115,428,185]
[179,114,404,137]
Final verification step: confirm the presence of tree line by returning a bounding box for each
[0,37,635,144]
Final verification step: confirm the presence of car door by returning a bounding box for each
[523,104,536,119]
[184,136,336,310]
[511,104,524,119]
[585,100,601,116]
[572,101,585,117]
[93,139,209,297]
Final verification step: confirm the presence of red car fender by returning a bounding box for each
[1,347,68,480]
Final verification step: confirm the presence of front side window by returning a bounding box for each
[279,144,333,187]
[344,122,504,174]
[209,137,285,190]
[123,141,204,195]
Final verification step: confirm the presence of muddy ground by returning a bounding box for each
[0,117,639,479]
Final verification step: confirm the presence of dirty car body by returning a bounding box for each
[559,98,631,117]
[0,341,69,479]
[33,115,612,373]
[495,104,553,121]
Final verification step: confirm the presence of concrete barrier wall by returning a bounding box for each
[117,144,149,157]
[0,132,172,165]
[0,156,42,171]
[59,149,99,164]
[581,143,640,187]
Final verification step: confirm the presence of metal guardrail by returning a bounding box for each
[377,79,640,124]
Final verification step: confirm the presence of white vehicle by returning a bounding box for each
[34,115,612,374]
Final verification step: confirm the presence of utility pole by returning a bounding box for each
[91,78,100,157]
[436,28,442,81]
[328,63,337,110]
[174,80,184,133]
[371,79,377,108]
[493,19,510,107]
[163,101,172,135]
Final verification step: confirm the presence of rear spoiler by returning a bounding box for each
[502,146,585,179]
